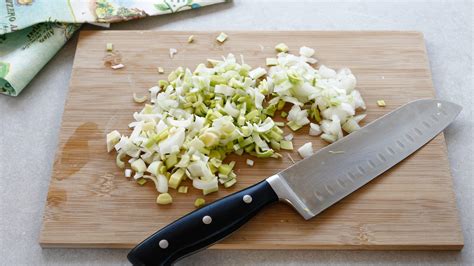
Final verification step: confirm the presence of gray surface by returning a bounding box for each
[0,0,472,265]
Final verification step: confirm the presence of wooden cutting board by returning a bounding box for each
[40,31,463,249]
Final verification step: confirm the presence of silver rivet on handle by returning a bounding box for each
[159,239,169,249]
[243,195,252,204]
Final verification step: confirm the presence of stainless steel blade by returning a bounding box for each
[266,99,461,220]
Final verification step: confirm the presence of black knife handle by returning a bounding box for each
[127,180,278,266]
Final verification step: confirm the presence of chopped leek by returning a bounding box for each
[266,58,278,66]
[194,198,206,208]
[137,178,147,186]
[133,93,148,103]
[275,43,289,53]
[377,100,386,107]
[131,159,146,173]
[298,142,313,158]
[108,45,366,204]
[280,140,294,150]
[156,193,173,205]
[169,168,185,189]
[178,186,189,193]
[187,35,194,43]
[106,43,113,51]
[216,32,228,43]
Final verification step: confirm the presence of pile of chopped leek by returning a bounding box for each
[107,44,366,204]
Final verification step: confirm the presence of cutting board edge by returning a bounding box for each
[39,241,464,251]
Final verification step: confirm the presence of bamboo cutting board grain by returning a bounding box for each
[40,31,463,249]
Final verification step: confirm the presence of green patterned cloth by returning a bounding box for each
[0,0,225,96]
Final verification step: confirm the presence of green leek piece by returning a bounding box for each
[275,122,285,127]
[169,169,185,189]
[268,130,283,141]
[229,161,236,169]
[264,105,276,116]
[287,121,303,131]
[270,139,281,150]
[209,150,221,159]
[260,133,271,143]
[224,178,237,188]
[244,143,255,153]
[209,163,217,173]
[235,148,244,155]
[159,165,167,175]
[194,198,206,208]
[143,104,153,114]
[245,110,260,120]
[275,43,289,53]
[178,186,188,193]
[280,140,294,150]
[156,193,173,205]
[280,111,288,118]
[210,157,222,168]
[233,144,240,151]
[277,100,286,110]
[311,108,321,122]
[203,186,218,195]
[165,154,178,169]
[137,178,147,186]
[256,149,274,158]
[158,80,168,88]
[210,75,227,86]
[131,159,146,173]
[239,137,254,148]
[218,164,233,176]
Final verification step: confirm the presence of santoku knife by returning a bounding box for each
[127,99,461,265]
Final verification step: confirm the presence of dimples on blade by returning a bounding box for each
[277,99,461,219]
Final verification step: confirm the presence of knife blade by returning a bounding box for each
[128,99,461,266]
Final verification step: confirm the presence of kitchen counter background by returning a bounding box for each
[0,0,472,265]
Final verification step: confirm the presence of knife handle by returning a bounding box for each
[127,180,279,266]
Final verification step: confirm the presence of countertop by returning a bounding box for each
[0,0,472,265]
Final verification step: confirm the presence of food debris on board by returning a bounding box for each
[157,67,165,74]
[106,39,367,206]
[169,48,178,58]
[377,100,386,107]
[103,43,125,70]
[216,32,228,43]
[188,35,194,43]
[133,93,147,103]
[106,43,113,52]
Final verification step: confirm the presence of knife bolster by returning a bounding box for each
[266,174,314,220]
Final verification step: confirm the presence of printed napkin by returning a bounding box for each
[0,0,225,96]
